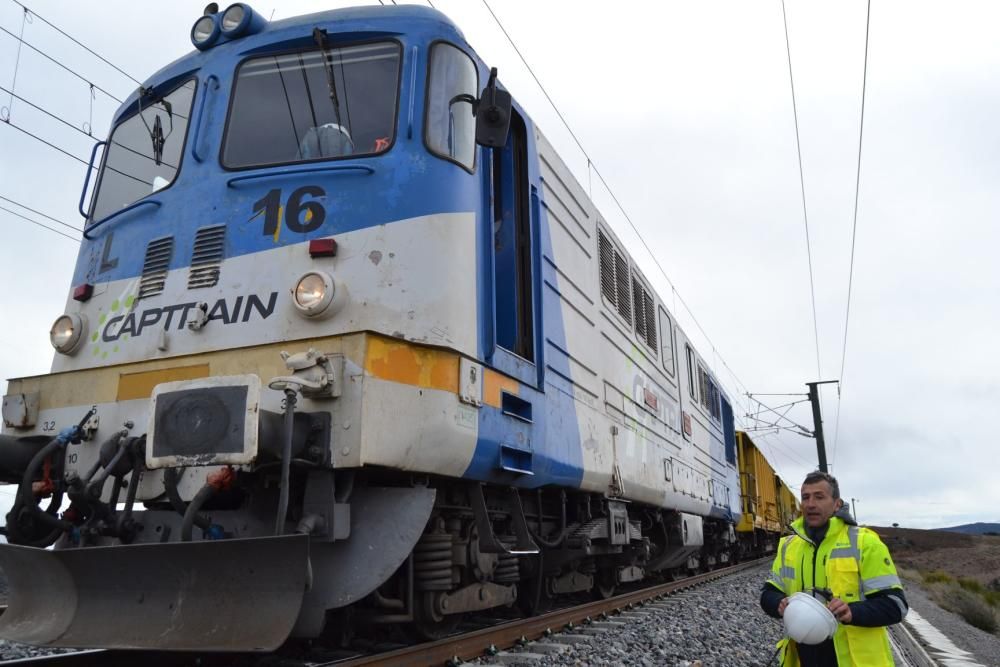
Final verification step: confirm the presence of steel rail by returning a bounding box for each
[332,558,770,667]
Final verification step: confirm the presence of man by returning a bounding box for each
[760,471,907,666]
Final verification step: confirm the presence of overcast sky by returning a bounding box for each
[0,0,997,529]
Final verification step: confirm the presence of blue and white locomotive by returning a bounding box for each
[0,3,742,651]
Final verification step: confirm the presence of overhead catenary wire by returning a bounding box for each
[8,0,141,85]
[757,430,813,470]
[0,2,27,120]
[831,0,872,471]
[479,0,751,405]
[0,204,79,242]
[780,0,822,380]
[1,118,154,187]
[745,394,812,436]
[0,194,81,232]
[0,25,124,103]
[2,117,88,165]
[0,83,178,170]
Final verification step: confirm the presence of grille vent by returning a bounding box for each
[599,231,616,303]
[614,253,631,324]
[632,276,657,351]
[138,236,174,300]
[187,225,226,289]
[597,228,633,325]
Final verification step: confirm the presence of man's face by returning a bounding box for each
[800,481,841,528]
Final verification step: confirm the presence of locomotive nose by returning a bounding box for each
[0,534,309,651]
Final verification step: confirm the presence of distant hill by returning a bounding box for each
[937,522,1000,535]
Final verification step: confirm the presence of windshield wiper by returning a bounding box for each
[312,28,345,132]
[137,87,173,165]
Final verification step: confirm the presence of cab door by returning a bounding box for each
[489,110,535,377]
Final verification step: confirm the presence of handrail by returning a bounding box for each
[83,199,162,240]
[77,140,107,219]
[191,75,219,163]
[226,164,375,187]
[407,46,418,139]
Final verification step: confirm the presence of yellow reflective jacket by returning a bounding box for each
[768,516,902,666]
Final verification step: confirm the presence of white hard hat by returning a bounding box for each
[783,592,839,645]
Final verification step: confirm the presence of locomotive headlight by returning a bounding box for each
[292,270,346,318]
[221,4,247,33]
[191,15,220,50]
[220,4,267,38]
[50,313,86,354]
[294,271,333,316]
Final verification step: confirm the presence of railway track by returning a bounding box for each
[0,558,768,666]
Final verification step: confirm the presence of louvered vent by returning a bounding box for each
[614,253,631,324]
[187,224,226,289]
[597,228,633,326]
[632,276,657,351]
[138,236,174,300]
[643,291,656,349]
[599,231,616,303]
[633,277,647,341]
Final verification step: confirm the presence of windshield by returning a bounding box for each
[223,42,401,168]
[425,43,478,170]
[89,79,196,223]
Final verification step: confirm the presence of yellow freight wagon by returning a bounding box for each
[776,477,800,529]
[735,431,797,557]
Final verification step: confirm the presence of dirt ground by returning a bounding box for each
[872,526,1000,587]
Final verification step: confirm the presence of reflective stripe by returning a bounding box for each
[862,574,902,591]
[779,566,796,579]
[780,536,793,579]
[889,592,909,619]
[768,573,785,591]
[849,526,866,601]
[829,526,862,560]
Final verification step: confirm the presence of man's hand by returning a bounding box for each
[777,597,789,616]
[828,597,852,624]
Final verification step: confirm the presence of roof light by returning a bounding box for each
[308,238,337,257]
[221,4,246,33]
[191,15,220,50]
[220,4,266,38]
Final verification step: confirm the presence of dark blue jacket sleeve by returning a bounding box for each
[848,588,908,627]
[760,582,785,619]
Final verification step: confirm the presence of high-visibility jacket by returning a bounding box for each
[768,516,903,666]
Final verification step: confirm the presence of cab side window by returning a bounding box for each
[425,43,478,171]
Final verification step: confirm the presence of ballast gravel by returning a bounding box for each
[479,564,784,667]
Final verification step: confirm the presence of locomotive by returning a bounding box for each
[0,4,787,651]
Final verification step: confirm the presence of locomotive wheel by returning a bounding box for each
[411,591,462,641]
[517,576,554,615]
[592,570,617,600]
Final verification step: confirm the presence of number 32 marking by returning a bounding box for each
[253,186,327,237]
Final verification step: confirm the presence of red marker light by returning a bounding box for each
[72,283,93,302]
[308,238,337,257]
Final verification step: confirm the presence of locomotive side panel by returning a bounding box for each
[531,130,739,521]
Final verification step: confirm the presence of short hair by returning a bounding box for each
[802,471,840,499]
